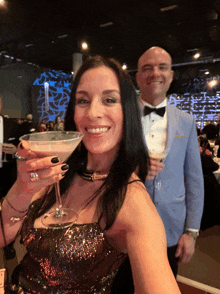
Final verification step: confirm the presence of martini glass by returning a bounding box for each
[148,150,167,191]
[19,131,83,228]
[148,150,167,162]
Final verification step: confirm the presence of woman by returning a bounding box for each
[46,120,55,131]
[38,119,47,132]
[54,116,64,131]
[0,56,180,293]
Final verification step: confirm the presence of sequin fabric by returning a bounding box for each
[16,216,127,294]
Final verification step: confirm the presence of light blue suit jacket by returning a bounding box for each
[144,104,204,247]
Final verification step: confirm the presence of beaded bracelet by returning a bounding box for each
[4,197,28,214]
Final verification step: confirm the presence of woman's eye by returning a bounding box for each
[76,98,89,105]
[105,97,117,104]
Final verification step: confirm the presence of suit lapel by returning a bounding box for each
[165,104,178,156]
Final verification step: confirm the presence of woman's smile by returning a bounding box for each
[74,66,123,156]
[86,127,110,134]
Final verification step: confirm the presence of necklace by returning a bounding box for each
[78,169,108,181]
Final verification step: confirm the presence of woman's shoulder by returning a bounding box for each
[107,173,160,234]
[105,173,164,252]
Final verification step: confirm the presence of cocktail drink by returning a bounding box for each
[148,150,167,191]
[19,131,83,227]
[148,150,167,162]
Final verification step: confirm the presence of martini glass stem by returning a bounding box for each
[54,182,64,218]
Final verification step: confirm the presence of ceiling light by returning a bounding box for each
[208,78,219,88]
[100,22,113,28]
[160,5,178,12]
[193,53,200,59]
[122,64,127,70]
[25,44,33,48]
[205,71,209,75]
[81,42,88,50]
[187,48,199,52]
[57,34,68,39]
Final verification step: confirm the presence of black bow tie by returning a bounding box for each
[144,106,166,117]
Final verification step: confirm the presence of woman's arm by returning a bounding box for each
[0,185,46,247]
[107,180,181,294]
[0,142,68,247]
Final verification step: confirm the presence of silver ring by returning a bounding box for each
[14,152,26,160]
[30,172,39,182]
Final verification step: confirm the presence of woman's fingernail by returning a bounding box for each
[20,143,24,149]
[61,164,69,171]
[51,157,59,163]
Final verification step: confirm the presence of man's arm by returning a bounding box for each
[176,118,204,265]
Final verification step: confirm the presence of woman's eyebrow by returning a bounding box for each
[102,89,120,95]
[76,90,88,95]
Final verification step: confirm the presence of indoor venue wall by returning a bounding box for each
[0,63,39,118]
[168,92,220,129]
[167,76,220,129]
[31,70,73,123]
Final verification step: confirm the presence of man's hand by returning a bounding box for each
[146,158,164,180]
[2,143,17,155]
[175,234,196,265]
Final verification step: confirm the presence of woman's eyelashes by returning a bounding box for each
[75,98,89,105]
[75,96,120,106]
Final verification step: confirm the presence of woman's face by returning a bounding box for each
[74,66,123,156]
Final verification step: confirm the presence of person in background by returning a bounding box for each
[18,113,37,136]
[136,47,204,277]
[202,120,218,140]
[16,118,23,125]
[0,56,181,294]
[54,116,64,131]
[38,119,47,132]
[198,136,220,231]
[0,95,19,260]
[0,95,18,199]
[46,121,55,131]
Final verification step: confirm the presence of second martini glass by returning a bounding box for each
[148,150,167,191]
[148,150,167,162]
[20,131,83,228]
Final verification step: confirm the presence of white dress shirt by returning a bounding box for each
[139,98,167,155]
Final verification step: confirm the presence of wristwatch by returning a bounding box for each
[184,230,199,240]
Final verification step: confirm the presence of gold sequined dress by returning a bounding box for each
[14,214,127,294]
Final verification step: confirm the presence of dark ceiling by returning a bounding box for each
[1,0,220,78]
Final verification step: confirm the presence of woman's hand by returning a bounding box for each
[16,141,69,195]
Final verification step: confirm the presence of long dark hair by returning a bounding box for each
[31,56,149,230]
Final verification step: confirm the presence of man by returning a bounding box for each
[136,46,204,277]
[17,113,37,138]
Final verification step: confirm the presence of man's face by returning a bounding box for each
[136,47,174,105]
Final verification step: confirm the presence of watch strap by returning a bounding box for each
[184,230,199,240]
